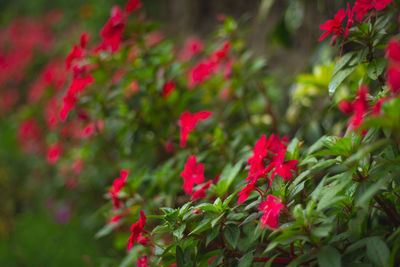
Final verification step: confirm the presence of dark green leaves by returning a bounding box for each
[223,224,240,248]
[317,246,341,267]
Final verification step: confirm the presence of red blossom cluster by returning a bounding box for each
[338,38,400,130]
[179,110,213,147]
[109,169,130,209]
[126,210,153,254]
[237,135,298,229]
[188,41,231,88]
[319,0,392,43]
[0,16,55,114]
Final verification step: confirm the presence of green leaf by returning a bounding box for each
[366,237,390,267]
[366,58,386,80]
[195,203,220,213]
[329,66,357,96]
[173,223,186,240]
[332,52,355,77]
[176,245,185,267]
[355,176,390,209]
[317,246,341,267]
[206,227,219,246]
[223,224,240,248]
[95,223,117,239]
[238,251,254,267]
[190,218,212,235]
[215,161,243,197]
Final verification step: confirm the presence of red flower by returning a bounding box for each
[95,6,126,53]
[47,143,62,165]
[258,195,284,229]
[137,255,148,267]
[338,100,354,114]
[210,41,231,63]
[353,0,392,21]
[126,211,147,251]
[179,110,212,147]
[162,81,176,98]
[109,169,129,209]
[125,0,142,13]
[60,75,94,121]
[80,32,89,49]
[387,66,400,95]
[372,97,389,115]
[318,8,346,42]
[45,98,59,130]
[109,214,123,224]
[65,45,83,69]
[188,61,217,88]
[237,181,256,204]
[385,38,400,62]
[73,158,84,174]
[348,85,369,129]
[179,37,204,61]
[267,148,298,183]
[18,118,42,153]
[191,180,213,201]
[180,155,205,195]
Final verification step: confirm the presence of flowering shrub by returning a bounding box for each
[3,0,400,266]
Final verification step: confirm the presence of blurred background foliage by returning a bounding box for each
[0,0,352,266]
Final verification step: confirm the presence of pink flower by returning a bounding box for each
[125,0,142,13]
[180,155,205,195]
[258,195,284,229]
[162,81,176,98]
[191,180,213,201]
[47,143,62,165]
[179,37,204,61]
[372,97,389,115]
[318,8,346,42]
[126,211,147,251]
[179,110,213,147]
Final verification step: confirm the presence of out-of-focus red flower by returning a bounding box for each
[188,61,217,88]
[210,41,231,63]
[353,0,392,21]
[237,181,256,204]
[348,85,369,129]
[95,6,126,53]
[318,8,346,42]
[180,155,205,195]
[47,143,62,165]
[126,210,147,251]
[137,255,148,267]
[258,195,284,229]
[179,37,204,61]
[60,74,94,121]
[338,100,354,114]
[109,214,123,224]
[145,31,164,47]
[162,81,176,98]
[80,32,89,48]
[387,66,400,95]
[125,0,142,13]
[45,98,60,130]
[191,180,213,201]
[18,118,42,153]
[73,158,84,174]
[386,39,400,63]
[109,169,129,209]
[0,90,19,113]
[179,110,213,147]
[65,45,83,69]
[372,97,389,116]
